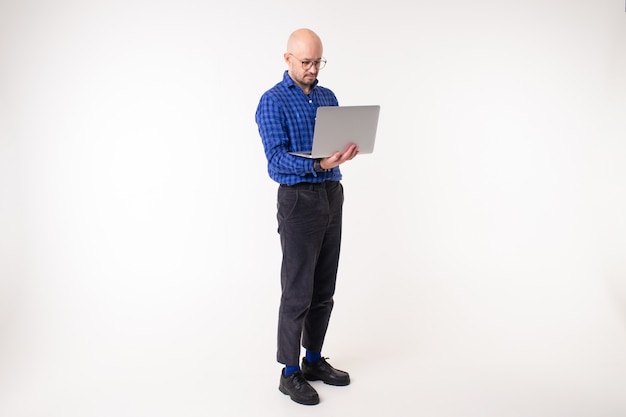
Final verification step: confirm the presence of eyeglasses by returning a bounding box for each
[288,53,327,70]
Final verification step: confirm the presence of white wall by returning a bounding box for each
[1,1,626,416]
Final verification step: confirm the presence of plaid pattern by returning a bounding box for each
[256,71,342,185]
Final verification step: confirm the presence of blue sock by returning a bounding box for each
[305,350,322,364]
[284,365,300,377]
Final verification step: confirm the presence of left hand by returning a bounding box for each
[320,143,359,170]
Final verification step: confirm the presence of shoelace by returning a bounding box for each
[291,372,309,389]
[314,357,333,371]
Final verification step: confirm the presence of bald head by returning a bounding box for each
[286,28,323,55]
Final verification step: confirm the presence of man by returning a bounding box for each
[255,28,357,405]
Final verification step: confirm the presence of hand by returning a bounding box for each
[319,143,359,170]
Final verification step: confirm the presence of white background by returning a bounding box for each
[1,1,626,416]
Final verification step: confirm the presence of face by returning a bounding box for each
[284,38,323,92]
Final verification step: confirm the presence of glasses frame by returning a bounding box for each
[288,53,327,70]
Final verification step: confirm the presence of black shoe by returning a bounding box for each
[279,370,320,405]
[301,357,350,386]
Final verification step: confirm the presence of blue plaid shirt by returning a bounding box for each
[256,71,342,185]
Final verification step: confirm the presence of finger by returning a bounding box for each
[344,143,357,153]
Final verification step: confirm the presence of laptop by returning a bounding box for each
[288,105,380,158]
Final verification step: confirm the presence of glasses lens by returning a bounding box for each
[291,54,326,70]
[303,60,326,70]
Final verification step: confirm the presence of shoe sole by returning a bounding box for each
[279,384,320,405]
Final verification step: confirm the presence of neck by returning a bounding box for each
[288,72,314,95]
[295,80,312,95]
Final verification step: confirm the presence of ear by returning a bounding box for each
[283,52,291,66]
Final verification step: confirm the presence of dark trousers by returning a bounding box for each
[276,181,344,366]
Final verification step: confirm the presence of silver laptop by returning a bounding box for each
[288,105,380,158]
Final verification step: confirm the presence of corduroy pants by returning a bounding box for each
[276,180,344,366]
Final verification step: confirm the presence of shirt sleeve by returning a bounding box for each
[255,93,315,178]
